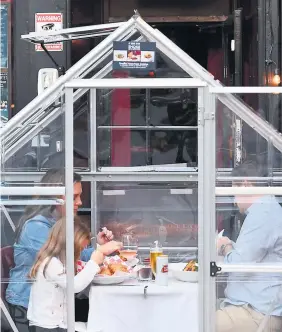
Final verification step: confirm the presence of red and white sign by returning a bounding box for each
[35,13,63,52]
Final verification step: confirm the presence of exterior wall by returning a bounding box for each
[12,0,68,115]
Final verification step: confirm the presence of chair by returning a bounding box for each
[0,246,19,332]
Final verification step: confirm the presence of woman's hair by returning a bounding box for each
[15,168,81,243]
[30,217,90,278]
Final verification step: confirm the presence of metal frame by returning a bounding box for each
[65,79,208,332]
[3,13,282,332]
[21,22,124,44]
[2,30,142,163]
[0,18,135,140]
[65,88,75,332]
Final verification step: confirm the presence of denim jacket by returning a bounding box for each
[6,214,93,309]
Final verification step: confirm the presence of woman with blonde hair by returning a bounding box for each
[7,169,113,331]
[27,217,122,332]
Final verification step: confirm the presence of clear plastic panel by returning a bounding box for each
[214,92,282,331]
[96,83,198,168]
[0,176,78,331]
[216,94,282,171]
[97,129,197,167]
[3,90,91,170]
[215,274,282,331]
[3,113,65,171]
[96,181,198,262]
[215,191,282,331]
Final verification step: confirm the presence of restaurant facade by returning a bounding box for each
[2,1,282,332]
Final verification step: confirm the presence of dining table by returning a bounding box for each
[86,278,198,332]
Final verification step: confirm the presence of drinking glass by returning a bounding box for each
[120,234,138,261]
[150,241,163,277]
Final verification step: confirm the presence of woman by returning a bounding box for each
[27,218,122,332]
[6,168,113,331]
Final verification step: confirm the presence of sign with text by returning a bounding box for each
[35,13,63,52]
[113,41,156,71]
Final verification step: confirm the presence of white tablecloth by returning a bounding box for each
[87,279,198,332]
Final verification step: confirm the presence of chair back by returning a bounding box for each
[1,246,14,299]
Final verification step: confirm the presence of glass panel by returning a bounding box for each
[97,129,197,167]
[214,92,282,331]
[215,274,282,331]
[96,181,198,261]
[2,91,91,171]
[97,88,197,127]
[215,192,282,331]
[216,94,282,171]
[96,83,198,168]
[0,167,83,330]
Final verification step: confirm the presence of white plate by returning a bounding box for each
[125,258,139,267]
[93,275,129,285]
[170,263,198,283]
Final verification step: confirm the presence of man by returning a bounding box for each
[216,161,282,332]
[6,169,114,331]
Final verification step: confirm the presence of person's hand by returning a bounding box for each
[98,241,123,256]
[217,236,232,256]
[91,250,104,265]
[97,227,114,245]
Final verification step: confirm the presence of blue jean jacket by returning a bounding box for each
[6,214,93,309]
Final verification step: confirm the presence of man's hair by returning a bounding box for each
[232,160,267,186]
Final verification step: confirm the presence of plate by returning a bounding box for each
[93,275,129,285]
[125,258,139,267]
[170,263,198,283]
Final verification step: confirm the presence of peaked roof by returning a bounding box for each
[2,13,282,163]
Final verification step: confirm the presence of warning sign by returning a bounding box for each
[35,13,63,52]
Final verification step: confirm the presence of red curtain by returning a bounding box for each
[110,71,131,166]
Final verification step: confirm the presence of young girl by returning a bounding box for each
[27,218,122,332]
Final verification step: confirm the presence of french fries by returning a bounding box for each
[183,260,198,272]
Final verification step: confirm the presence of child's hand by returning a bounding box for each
[91,250,104,265]
[98,241,123,256]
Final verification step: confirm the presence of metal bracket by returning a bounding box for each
[210,261,222,277]
[204,112,215,120]
[144,285,148,299]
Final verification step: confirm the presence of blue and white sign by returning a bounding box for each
[113,41,156,71]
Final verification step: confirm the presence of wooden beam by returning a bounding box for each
[108,15,229,23]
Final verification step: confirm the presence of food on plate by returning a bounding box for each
[118,253,127,261]
[183,260,198,272]
[109,263,128,274]
[98,262,129,276]
[116,54,124,59]
[127,51,139,61]
[99,266,112,276]
[144,52,152,59]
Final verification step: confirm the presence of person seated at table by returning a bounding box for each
[216,161,282,332]
[6,168,114,332]
[27,217,122,332]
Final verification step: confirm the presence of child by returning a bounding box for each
[27,218,122,332]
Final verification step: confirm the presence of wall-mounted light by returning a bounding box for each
[272,68,281,86]
[265,59,281,86]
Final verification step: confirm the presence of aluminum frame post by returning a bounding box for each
[203,88,216,332]
[90,88,98,237]
[197,87,205,332]
[65,87,75,332]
